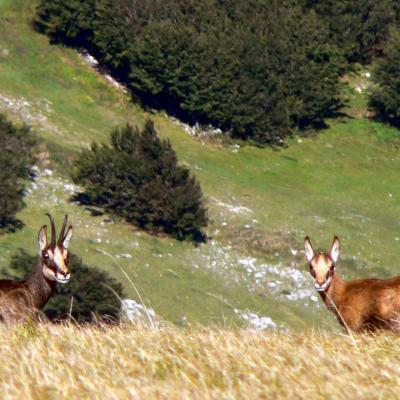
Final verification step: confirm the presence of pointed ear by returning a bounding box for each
[62,226,73,249]
[330,236,340,263]
[304,237,315,262]
[38,225,47,251]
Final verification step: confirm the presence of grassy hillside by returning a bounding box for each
[0,323,398,399]
[0,0,400,330]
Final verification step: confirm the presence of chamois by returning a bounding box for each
[304,236,400,333]
[0,214,72,322]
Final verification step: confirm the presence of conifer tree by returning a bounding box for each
[74,121,208,241]
[0,114,36,231]
[35,0,344,145]
[369,28,400,124]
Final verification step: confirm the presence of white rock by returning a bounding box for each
[242,312,277,330]
[120,253,132,259]
[83,52,99,66]
[238,257,256,269]
[286,288,314,301]
[63,183,77,192]
[120,299,157,326]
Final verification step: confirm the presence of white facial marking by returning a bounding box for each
[53,247,67,271]
[55,272,70,284]
[43,265,56,281]
[314,275,333,292]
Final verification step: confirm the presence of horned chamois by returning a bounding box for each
[304,236,400,333]
[0,214,73,322]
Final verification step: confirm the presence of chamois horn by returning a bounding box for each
[46,213,56,247]
[58,214,68,246]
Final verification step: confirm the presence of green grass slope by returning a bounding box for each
[0,0,400,330]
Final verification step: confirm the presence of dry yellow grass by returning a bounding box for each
[0,324,398,399]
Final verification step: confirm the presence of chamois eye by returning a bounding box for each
[43,253,49,259]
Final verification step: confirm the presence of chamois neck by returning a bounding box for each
[25,259,56,309]
[320,273,346,308]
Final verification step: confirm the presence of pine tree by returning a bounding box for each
[35,0,344,145]
[369,27,400,124]
[0,114,36,231]
[73,120,208,241]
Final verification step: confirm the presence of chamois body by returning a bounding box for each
[0,214,73,323]
[320,273,400,332]
[0,260,56,322]
[304,236,400,333]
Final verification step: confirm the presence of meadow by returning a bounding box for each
[1,1,400,398]
[0,323,398,399]
[0,0,400,333]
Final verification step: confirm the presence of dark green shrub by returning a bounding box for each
[0,114,37,231]
[34,0,96,46]
[368,28,400,125]
[300,0,400,64]
[73,120,208,241]
[35,0,344,145]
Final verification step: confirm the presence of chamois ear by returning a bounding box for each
[62,226,73,249]
[304,237,315,262]
[330,236,340,263]
[38,225,48,251]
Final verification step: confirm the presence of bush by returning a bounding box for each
[369,28,400,125]
[300,0,400,64]
[35,0,344,145]
[1,250,124,323]
[34,0,96,47]
[73,120,208,241]
[0,114,37,231]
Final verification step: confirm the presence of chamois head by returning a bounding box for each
[38,214,73,284]
[304,236,340,292]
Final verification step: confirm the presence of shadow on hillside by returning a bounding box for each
[70,193,207,245]
[0,218,25,234]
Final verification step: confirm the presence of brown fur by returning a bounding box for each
[0,214,72,323]
[0,260,57,322]
[305,236,400,333]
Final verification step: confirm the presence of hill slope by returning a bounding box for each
[0,0,400,329]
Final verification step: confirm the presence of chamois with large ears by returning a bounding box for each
[0,214,73,322]
[304,236,400,333]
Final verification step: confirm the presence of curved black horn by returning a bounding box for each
[58,214,68,245]
[46,213,56,247]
